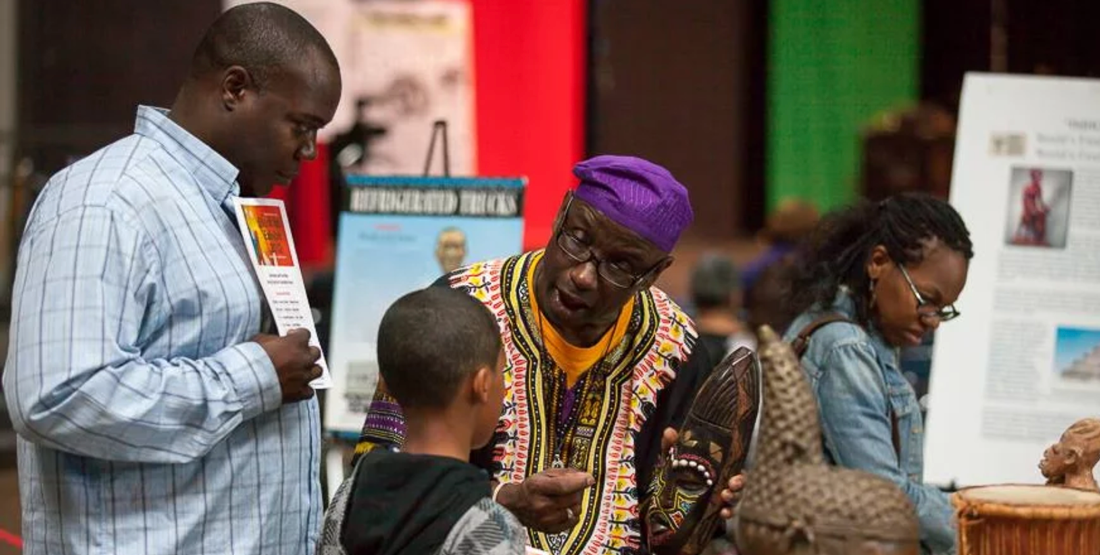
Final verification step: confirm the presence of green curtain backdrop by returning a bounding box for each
[766,0,919,213]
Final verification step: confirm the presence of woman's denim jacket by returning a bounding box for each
[783,292,957,555]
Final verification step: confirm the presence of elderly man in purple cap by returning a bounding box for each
[353,155,743,555]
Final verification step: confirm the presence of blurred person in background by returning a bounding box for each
[689,253,756,374]
[740,198,819,340]
[740,197,819,293]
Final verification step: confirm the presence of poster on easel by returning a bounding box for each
[323,175,526,436]
[924,73,1100,488]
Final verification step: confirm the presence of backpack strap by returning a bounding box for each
[790,314,852,359]
[790,313,905,464]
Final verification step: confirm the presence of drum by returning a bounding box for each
[953,484,1100,555]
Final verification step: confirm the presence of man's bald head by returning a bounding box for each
[189,2,340,89]
[171,2,341,198]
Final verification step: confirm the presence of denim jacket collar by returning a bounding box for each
[831,288,900,367]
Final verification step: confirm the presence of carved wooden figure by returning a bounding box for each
[643,347,760,555]
[1040,417,1100,492]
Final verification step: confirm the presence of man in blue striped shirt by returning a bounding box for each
[4,3,341,554]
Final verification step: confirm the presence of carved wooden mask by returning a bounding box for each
[644,347,760,555]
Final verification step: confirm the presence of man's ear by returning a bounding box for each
[638,256,674,290]
[469,366,493,404]
[220,65,253,111]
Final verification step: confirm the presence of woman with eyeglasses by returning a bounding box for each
[781,193,974,555]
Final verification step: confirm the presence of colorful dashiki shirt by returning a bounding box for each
[355,251,698,555]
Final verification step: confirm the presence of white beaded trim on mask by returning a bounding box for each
[668,447,715,487]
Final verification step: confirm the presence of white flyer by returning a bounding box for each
[233,197,332,389]
[924,73,1100,487]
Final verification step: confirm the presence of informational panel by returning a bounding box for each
[222,0,476,174]
[323,176,525,435]
[925,73,1100,487]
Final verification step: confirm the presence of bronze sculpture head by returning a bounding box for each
[644,347,760,555]
[734,326,920,555]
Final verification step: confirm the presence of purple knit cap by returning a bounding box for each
[572,155,693,252]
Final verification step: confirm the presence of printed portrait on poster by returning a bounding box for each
[435,226,467,274]
[1004,166,1073,249]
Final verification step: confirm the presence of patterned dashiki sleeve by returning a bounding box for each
[353,382,406,461]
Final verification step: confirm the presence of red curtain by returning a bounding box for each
[470,0,587,251]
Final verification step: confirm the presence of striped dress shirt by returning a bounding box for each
[4,106,321,555]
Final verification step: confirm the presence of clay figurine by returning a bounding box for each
[734,326,920,555]
[1040,417,1100,492]
[643,347,760,555]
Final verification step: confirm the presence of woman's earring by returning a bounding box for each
[869,278,878,308]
